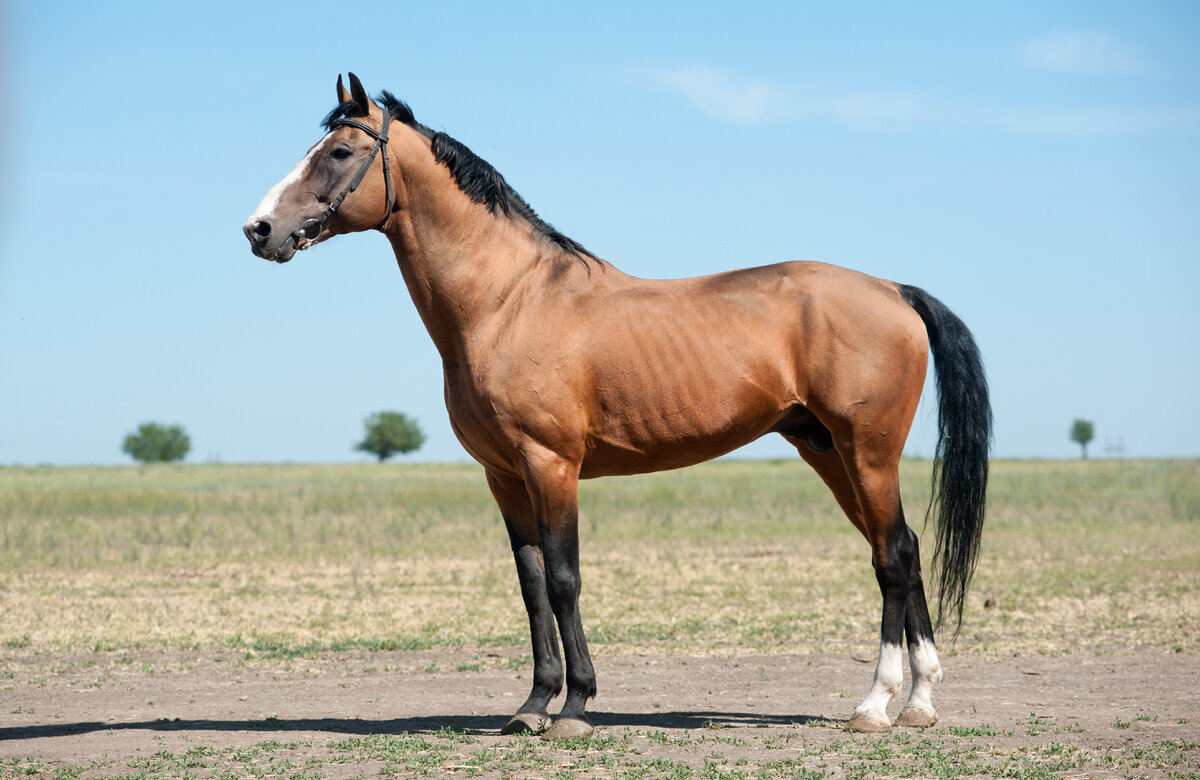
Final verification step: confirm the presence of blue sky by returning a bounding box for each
[2,1,1197,465]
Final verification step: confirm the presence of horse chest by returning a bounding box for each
[441,356,588,472]
[439,368,509,462]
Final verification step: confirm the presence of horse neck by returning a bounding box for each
[381,137,552,360]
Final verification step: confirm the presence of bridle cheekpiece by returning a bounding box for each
[294,109,394,243]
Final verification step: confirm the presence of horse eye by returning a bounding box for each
[331,147,352,160]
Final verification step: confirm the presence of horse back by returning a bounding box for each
[446,260,929,478]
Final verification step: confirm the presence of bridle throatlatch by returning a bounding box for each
[294,109,394,243]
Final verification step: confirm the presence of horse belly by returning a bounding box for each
[580,333,793,478]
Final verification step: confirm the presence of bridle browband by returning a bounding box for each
[293,110,394,244]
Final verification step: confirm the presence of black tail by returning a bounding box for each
[900,284,992,634]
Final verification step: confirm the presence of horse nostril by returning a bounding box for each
[253,220,272,237]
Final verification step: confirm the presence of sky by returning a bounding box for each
[2,1,1198,466]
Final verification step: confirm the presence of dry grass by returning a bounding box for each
[1,458,1197,658]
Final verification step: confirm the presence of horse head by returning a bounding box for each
[243,73,394,262]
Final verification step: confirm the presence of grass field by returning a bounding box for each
[2,458,1196,657]
[2,458,1198,779]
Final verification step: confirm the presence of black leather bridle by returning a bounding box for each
[293,110,394,244]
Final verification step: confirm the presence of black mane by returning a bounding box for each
[323,92,599,268]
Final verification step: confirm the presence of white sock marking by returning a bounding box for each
[903,638,942,714]
[855,642,904,722]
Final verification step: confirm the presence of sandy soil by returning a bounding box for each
[2,648,1198,776]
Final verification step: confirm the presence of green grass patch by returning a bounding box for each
[2,722,1197,778]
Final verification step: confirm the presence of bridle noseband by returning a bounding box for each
[294,110,394,243]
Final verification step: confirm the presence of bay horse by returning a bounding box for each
[243,74,991,739]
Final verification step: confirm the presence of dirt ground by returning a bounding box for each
[2,647,1198,777]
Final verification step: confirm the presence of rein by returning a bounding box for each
[294,110,393,243]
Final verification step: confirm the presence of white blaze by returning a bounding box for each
[247,134,334,224]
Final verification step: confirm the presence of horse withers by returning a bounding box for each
[244,74,991,739]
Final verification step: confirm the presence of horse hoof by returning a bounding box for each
[846,711,892,733]
[501,712,549,735]
[540,717,594,741]
[895,706,938,728]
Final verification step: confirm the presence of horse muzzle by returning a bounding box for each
[243,216,321,263]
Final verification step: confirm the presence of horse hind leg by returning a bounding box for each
[848,491,912,734]
[796,443,927,733]
[894,527,943,727]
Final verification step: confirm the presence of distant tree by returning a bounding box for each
[122,422,191,463]
[1069,419,1095,459]
[355,411,425,462]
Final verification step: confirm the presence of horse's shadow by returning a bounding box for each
[1,711,834,742]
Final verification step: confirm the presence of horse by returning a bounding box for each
[243,73,991,739]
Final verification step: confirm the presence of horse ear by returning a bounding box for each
[347,72,372,115]
[336,74,351,104]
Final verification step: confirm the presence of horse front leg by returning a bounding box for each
[486,472,564,735]
[520,449,596,740]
